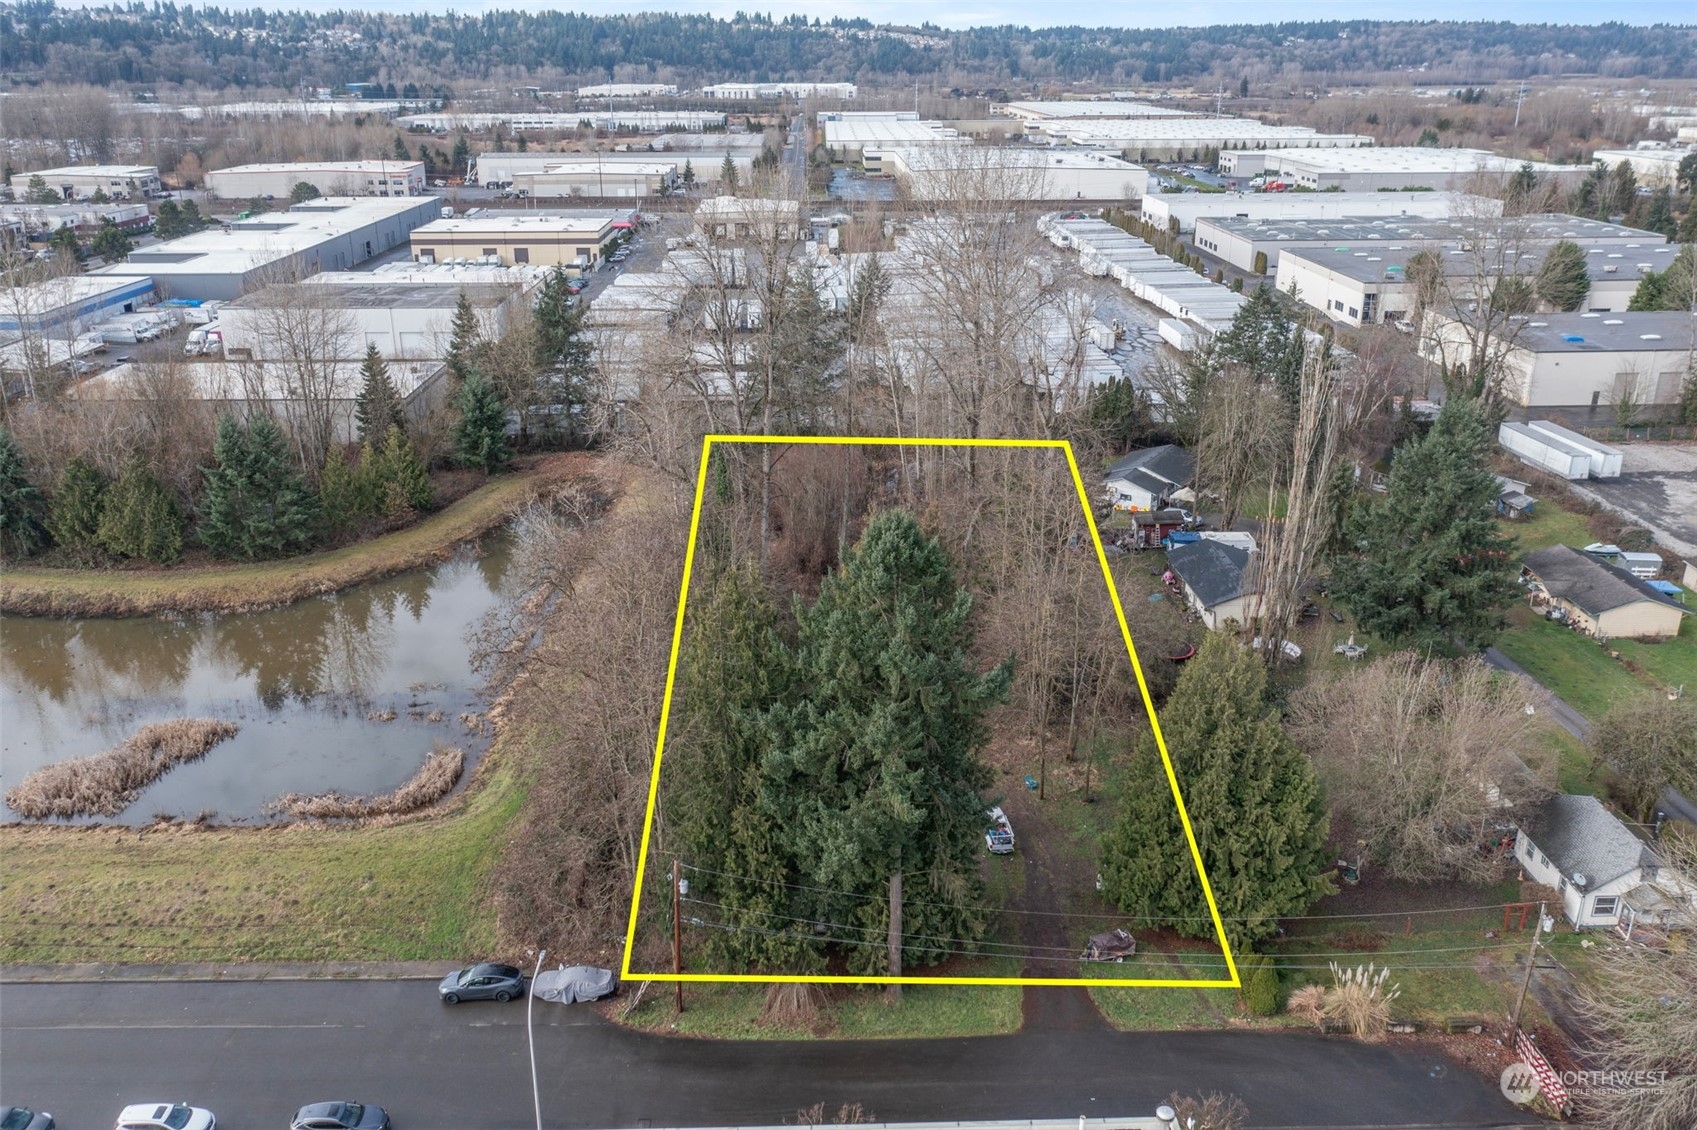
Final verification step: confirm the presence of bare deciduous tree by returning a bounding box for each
[1287,653,1558,883]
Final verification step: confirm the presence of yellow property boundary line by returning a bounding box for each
[620,435,1241,989]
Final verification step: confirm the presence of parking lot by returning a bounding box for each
[1573,443,1697,559]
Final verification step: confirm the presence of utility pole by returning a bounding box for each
[1513,80,1528,131]
[887,869,903,1001]
[672,859,685,1014]
[1509,901,1545,1034]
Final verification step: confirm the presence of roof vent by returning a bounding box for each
[1604,265,1619,273]
[1641,334,1663,340]
[1563,335,1585,342]
[1604,318,1624,325]
[1528,321,1548,327]
[1581,312,1601,318]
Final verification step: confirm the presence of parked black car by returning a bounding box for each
[289,1102,390,1130]
[1,1107,55,1130]
[438,962,525,1004]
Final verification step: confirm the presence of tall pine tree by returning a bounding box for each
[757,510,1014,976]
[533,268,596,445]
[669,567,818,973]
[200,414,322,561]
[1100,631,1333,952]
[444,290,481,390]
[47,456,109,562]
[0,428,48,560]
[97,460,184,564]
[354,344,406,445]
[1331,397,1520,649]
[1535,240,1591,312]
[319,445,369,533]
[371,426,435,517]
[453,371,511,473]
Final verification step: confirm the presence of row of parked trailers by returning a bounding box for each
[1041,216,1247,339]
[1497,420,1624,481]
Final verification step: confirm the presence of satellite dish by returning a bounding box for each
[1572,872,1587,889]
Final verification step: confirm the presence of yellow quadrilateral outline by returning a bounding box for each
[620,435,1241,989]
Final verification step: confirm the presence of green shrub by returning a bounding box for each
[1241,952,1280,1016]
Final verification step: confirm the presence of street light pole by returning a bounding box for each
[528,947,547,1130]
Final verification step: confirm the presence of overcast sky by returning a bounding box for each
[49,0,1693,29]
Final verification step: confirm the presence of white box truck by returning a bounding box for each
[1524,420,1623,480]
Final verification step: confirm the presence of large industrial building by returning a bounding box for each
[476,150,753,185]
[575,83,679,98]
[205,161,427,200]
[995,101,1202,123]
[0,201,151,238]
[1590,147,1690,188]
[875,147,1149,200]
[408,211,623,269]
[699,82,856,99]
[98,196,442,301]
[1194,213,1667,275]
[694,196,803,242]
[1273,242,1676,328]
[1218,147,1587,192]
[821,119,967,163]
[219,282,522,361]
[397,111,725,133]
[1139,189,1494,234]
[1423,311,1696,409]
[510,160,680,198]
[0,274,157,336]
[1027,119,1372,159]
[9,165,162,200]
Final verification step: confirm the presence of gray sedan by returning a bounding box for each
[289,1102,389,1130]
[438,962,525,1004]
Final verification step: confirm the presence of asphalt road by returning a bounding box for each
[0,980,1535,1129]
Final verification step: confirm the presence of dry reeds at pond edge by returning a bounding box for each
[265,745,464,821]
[4,718,240,819]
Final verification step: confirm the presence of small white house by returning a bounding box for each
[1515,793,1694,930]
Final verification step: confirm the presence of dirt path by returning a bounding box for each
[1001,779,1109,1032]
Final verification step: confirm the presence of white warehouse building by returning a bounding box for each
[511,160,680,198]
[398,111,725,133]
[1028,119,1372,160]
[699,82,856,99]
[205,161,427,200]
[9,164,161,201]
[1140,189,1494,234]
[822,119,966,163]
[575,83,679,98]
[995,101,1202,123]
[476,150,753,185]
[1220,147,1589,192]
[98,196,443,301]
[219,282,522,362]
[877,147,1149,200]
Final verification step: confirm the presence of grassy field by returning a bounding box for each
[0,747,527,964]
[615,959,1025,1040]
[1494,605,1684,720]
[0,454,592,618]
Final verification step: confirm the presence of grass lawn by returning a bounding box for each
[616,959,1025,1040]
[1505,504,1594,555]
[1611,609,1697,696]
[0,747,527,964]
[1494,605,1671,720]
[0,454,591,618]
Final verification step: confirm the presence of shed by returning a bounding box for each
[1522,545,1689,640]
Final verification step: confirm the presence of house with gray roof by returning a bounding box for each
[1103,444,1195,512]
[1164,538,1258,630]
[1522,544,1688,640]
[1515,793,1694,930]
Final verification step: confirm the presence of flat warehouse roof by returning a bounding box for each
[226,283,510,310]
[1200,212,1664,244]
[209,161,425,175]
[1001,101,1199,119]
[1265,147,1573,174]
[1041,120,1370,144]
[1510,311,1696,353]
[413,214,619,235]
[822,120,963,144]
[16,165,157,180]
[1283,242,1676,284]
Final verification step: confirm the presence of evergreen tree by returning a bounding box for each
[97,460,184,564]
[371,426,434,516]
[681,158,695,187]
[318,445,369,533]
[533,268,596,444]
[179,200,206,230]
[200,414,321,561]
[47,456,109,562]
[1213,284,1304,406]
[354,344,405,444]
[289,180,322,204]
[452,371,512,473]
[0,428,49,560]
[89,219,133,261]
[1331,397,1520,649]
[391,135,410,161]
[48,225,82,263]
[669,568,818,972]
[1641,189,1676,238]
[1099,632,1333,952]
[720,152,738,192]
[450,133,471,174]
[1534,240,1591,312]
[23,175,58,204]
[757,510,1014,975]
[1627,245,1694,312]
[443,290,481,388]
[153,198,184,240]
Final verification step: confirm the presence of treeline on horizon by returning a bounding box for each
[2,3,1695,90]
